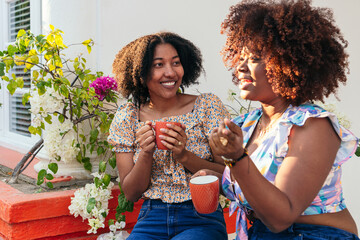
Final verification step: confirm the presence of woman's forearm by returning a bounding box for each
[121,151,153,202]
[176,150,225,174]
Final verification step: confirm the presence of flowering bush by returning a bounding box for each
[0,26,133,235]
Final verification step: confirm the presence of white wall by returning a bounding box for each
[4,0,360,232]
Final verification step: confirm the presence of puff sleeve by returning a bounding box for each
[107,102,138,153]
[277,104,358,166]
[198,93,231,138]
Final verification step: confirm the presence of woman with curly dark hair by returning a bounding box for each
[195,0,359,239]
[108,32,229,239]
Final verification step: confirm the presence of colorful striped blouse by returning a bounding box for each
[222,103,358,240]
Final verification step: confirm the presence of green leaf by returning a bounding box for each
[101,211,107,218]
[90,128,99,144]
[355,146,360,157]
[84,161,92,171]
[58,114,65,123]
[45,173,54,180]
[97,146,105,155]
[37,169,47,185]
[115,213,125,222]
[60,77,70,86]
[0,62,5,76]
[44,115,52,124]
[28,126,37,135]
[15,77,24,88]
[109,156,116,169]
[32,70,39,79]
[103,174,111,187]
[22,92,30,105]
[7,45,18,56]
[94,177,101,188]
[86,197,96,213]
[36,34,45,43]
[108,219,115,226]
[60,85,69,98]
[46,182,54,188]
[117,194,127,213]
[125,201,134,212]
[48,163,58,174]
[99,161,106,173]
[6,80,17,95]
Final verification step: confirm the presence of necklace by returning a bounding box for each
[258,107,287,138]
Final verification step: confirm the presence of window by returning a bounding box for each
[0,0,41,150]
[8,0,31,137]
[8,0,30,42]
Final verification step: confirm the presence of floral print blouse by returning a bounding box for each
[108,93,230,203]
[222,103,358,240]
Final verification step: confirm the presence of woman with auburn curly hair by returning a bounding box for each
[108,32,229,239]
[194,0,359,239]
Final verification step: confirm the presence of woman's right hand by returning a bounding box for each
[210,118,244,160]
[135,121,156,154]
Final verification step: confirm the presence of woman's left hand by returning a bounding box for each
[158,123,187,159]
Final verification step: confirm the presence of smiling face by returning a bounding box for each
[146,43,184,101]
[235,49,278,103]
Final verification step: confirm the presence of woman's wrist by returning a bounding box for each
[173,149,188,164]
[222,148,248,168]
[139,150,154,163]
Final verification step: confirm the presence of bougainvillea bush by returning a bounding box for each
[0,25,133,237]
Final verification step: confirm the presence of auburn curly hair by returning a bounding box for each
[221,0,349,106]
[112,32,203,106]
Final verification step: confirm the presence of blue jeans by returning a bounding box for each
[248,219,360,240]
[127,199,228,240]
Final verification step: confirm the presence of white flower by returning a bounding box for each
[88,218,105,234]
[30,87,65,115]
[69,175,114,234]
[109,221,126,232]
[31,115,42,128]
[43,118,79,163]
[219,195,230,209]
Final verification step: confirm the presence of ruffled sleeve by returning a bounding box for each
[277,104,358,166]
[197,93,231,137]
[107,102,138,153]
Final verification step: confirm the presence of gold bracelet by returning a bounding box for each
[222,148,248,168]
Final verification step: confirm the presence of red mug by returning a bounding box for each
[189,175,219,214]
[154,121,182,150]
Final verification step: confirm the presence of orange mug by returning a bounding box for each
[189,175,219,214]
[154,121,182,150]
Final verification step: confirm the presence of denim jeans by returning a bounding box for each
[127,199,228,240]
[248,219,360,240]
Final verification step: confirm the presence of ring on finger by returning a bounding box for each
[219,137,228,146]
[178,141,182,146]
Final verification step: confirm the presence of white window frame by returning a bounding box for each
[0,0,42,154]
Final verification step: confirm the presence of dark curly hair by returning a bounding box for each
[221,0,349,106]
[112,32,203,106]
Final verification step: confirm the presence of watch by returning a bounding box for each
[222,148,248,168]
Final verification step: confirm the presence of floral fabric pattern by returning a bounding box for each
[108,93,230,203]
[222,103,358,240]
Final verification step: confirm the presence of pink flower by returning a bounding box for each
[90,76,117,101]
